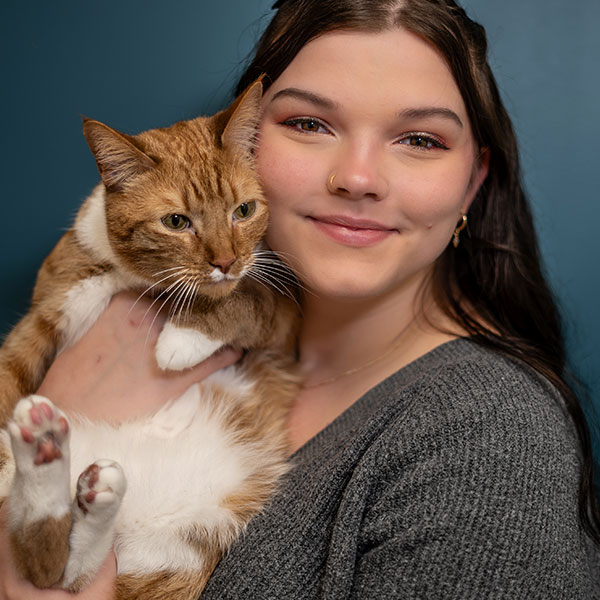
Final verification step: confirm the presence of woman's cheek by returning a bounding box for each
[393,166,471,225]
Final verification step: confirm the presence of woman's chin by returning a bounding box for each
[302,273,394,304]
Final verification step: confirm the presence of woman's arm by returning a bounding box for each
[39,292,242,422]
[347,372,593,598]
[0,292,241,598]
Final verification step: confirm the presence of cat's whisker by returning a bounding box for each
[267,250,312,282]
[251,261,314,298]
[143,276,190,352]
[245,272,276,296]
[128,269,189,319]
[253,268,298,294]
[247,270,300,308]
[248,262,295,292]
[252,259,300,282]
[167,286,185,323]
[166,278,193,322]
[176,276,200,324]
[145,277,193,354]
[251,249,311,287]
[142,275,188,324]
[170,279,194,324]
[251,254,299,278]
[252,248,297,263]
[150,269,189,285]
[151,266,189,277]
[183,279,200,323]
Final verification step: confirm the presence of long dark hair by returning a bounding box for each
[236,0,600,543]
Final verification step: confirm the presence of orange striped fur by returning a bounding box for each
[0,80,301,597]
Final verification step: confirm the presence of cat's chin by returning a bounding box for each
[200,280,240,300]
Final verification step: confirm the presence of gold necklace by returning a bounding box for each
[301,319,415,389]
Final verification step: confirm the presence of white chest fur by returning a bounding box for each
[67,367,264,574]
[3,184,289,583]
[57,273,125,353]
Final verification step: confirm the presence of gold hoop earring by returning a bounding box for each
[327,173,337,192]
[453,214,468,248]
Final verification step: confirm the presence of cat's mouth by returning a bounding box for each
[200,272,242,299]
[209,270,241,284]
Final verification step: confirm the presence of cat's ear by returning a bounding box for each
[82,118,156,192]
[221,79,263,158]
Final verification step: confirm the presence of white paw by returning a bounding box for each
[9,396,70,472]
[64,461,126,590]
[75,460,126,519]
[155,322,224,370]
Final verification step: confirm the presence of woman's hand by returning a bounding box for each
[38,291,242,421]
[0,291,242,597]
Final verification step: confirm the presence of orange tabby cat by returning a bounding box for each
[0,80,300,598]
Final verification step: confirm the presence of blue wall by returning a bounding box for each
[1,1,598,434]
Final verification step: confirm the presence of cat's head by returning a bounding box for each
[82,80,266,301]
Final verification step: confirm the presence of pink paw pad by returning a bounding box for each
[76,460,126,517]
[10,396,70,466]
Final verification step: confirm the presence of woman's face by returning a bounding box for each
[256,28,488,301]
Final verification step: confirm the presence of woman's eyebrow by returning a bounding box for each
[269,89,463,129]
[270,88,339,110]
[398,107,464,128]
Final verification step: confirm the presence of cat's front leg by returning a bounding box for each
[7,395,72,588]
[155,321,224,371]
[62,459,126,592]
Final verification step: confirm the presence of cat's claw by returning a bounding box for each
[75,459,126,518]
[155,323,224,370]
[9,396,69,468]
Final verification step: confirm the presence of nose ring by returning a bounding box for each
[327,173,337,192]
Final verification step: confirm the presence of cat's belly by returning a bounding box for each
[67,366,287,574]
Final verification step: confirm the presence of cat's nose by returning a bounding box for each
[209,257,236,274]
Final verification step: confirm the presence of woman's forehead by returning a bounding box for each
[264,29,468,120]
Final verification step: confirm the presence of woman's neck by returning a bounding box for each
[286,278,463,454]
[297,275,458,389]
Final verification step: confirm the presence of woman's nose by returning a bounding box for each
[328,142,388,201]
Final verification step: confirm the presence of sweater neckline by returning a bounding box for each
[290,337,475,460]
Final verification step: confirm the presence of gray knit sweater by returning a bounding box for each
[201,339,600,598]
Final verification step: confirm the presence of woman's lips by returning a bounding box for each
[307,215,397,247]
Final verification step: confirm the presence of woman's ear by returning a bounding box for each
[462,147,490,212]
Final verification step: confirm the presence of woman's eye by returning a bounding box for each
[397,134,449,151]
[161,214,190,231]
[282,118,329,134]
[233,201,257,221]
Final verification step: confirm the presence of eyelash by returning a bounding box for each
[281,117,331,134]
[280,118,450,151]
[396,132,449,151]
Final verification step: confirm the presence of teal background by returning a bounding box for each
[1,1,598,439]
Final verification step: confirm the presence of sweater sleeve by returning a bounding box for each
[347,362,599,599]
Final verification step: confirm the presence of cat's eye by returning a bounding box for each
[161,214,190,231]
[233,201,256,221]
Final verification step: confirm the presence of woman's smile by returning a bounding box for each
[307,214,398,248]
[256,28,488,300]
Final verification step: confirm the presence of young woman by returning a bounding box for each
[1,0,599,597]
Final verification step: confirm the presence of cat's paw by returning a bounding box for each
[75,459,126,519]
[155,322,224,370]
[9,396,70,471]
[64,460,126,591]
